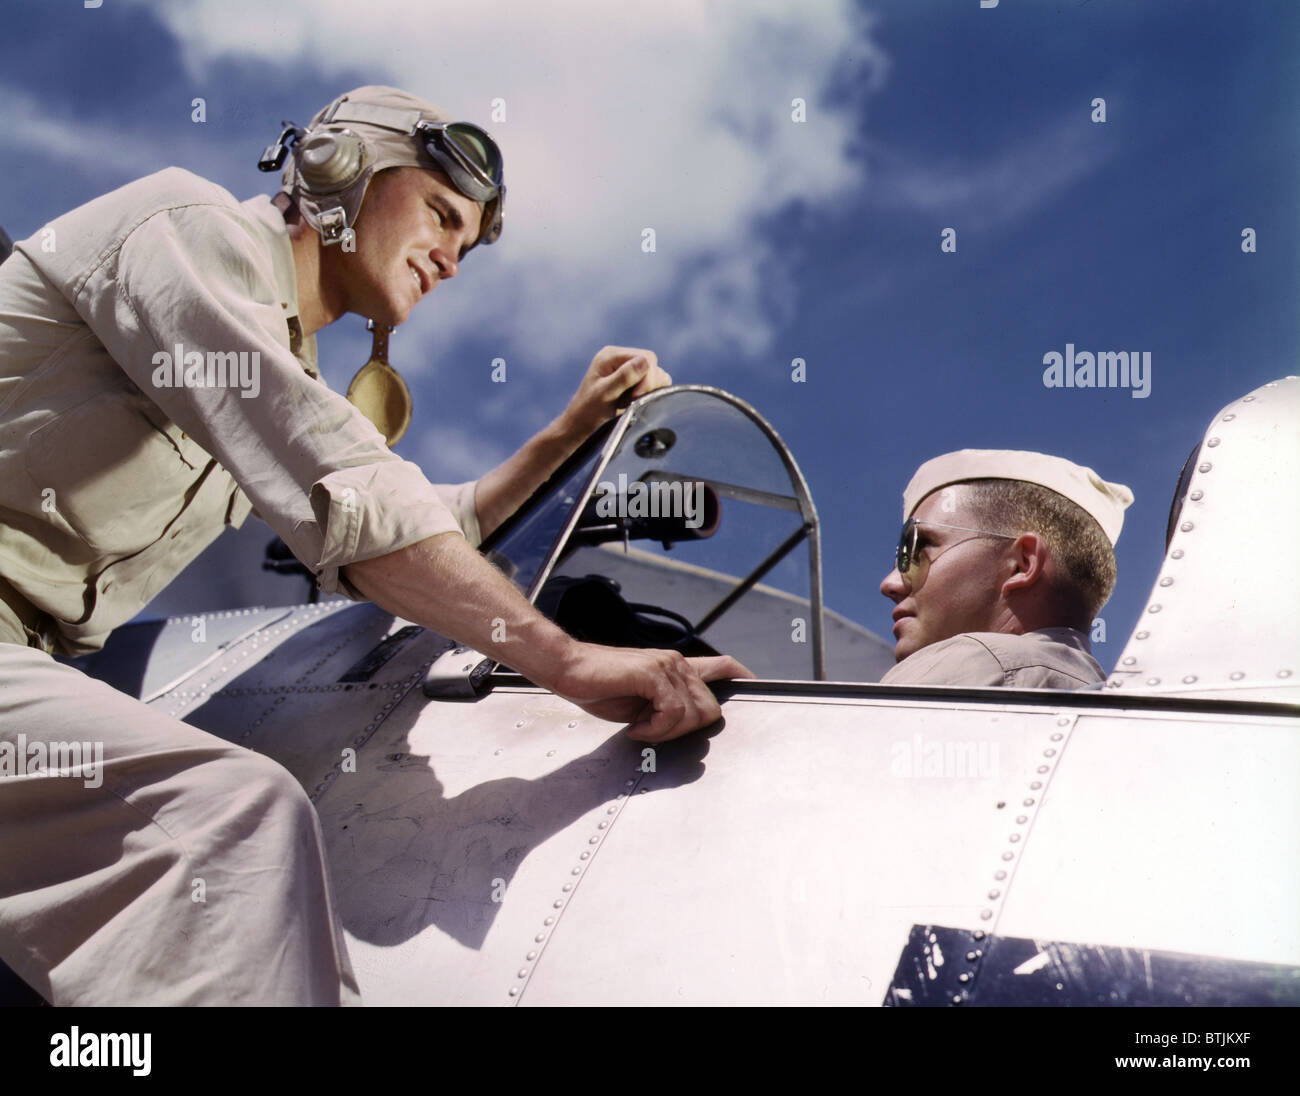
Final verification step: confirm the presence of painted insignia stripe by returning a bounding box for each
[886,924,1300,1007]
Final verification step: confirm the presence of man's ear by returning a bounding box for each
[1001,532,1047,597]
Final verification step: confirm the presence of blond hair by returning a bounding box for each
[961,479,1117,621]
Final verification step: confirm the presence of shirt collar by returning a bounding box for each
[240,194,319,377]
[1031,626,1094,655]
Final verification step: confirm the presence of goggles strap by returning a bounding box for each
[368,319,391,365]
[323,99,501,188]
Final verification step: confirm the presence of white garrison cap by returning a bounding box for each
[903,449,1135,546]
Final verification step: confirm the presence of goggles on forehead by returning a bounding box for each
[895,517,1018,580]
[414,120,505,244]
[414,121,502,200]
[323,98,506,245]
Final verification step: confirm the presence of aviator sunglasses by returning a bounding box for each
[895,517,1018,582]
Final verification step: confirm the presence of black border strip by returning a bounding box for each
[487,671,1299,720]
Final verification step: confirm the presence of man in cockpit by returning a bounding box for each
[878,450,1132,688]
[0,85,750,1006]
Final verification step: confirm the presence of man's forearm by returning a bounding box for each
[471,349,672,541]
[343,528,754,741]
[473,415,588,541]
[342,530,578,688]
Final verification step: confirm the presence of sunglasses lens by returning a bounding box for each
[896,519,915,575]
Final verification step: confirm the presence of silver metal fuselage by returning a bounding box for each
[72,379,1300,1005]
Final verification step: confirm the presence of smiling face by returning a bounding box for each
[321,165,484,327]
[879,488,1016,661]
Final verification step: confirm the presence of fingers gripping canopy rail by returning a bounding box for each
[477,386,830,680]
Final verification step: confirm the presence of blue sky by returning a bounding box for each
[2,0,1296,672]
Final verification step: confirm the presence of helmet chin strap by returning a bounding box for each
[307,203,357,249]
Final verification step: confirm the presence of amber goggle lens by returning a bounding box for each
[347,358,412,447]
[347,322,412,447]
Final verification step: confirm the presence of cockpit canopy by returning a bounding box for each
[480,386,890,680]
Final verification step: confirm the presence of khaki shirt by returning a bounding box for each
[880,627,1104,689]
[0,168,480,655]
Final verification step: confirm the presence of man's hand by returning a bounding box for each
[345,534,754,743]
[549,643,755,743]
[472,345,672,541]
[557,345,673,441]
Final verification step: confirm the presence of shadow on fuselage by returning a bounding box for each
[145,604,721,953]
[323,709,718,951]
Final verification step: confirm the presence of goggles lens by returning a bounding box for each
[347,358,412,447]
[347,323,412,447]
[420,122,503,199]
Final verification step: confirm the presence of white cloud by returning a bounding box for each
[862,114,1113,231]
[0,88,227,183]
[3,3,1112,378]
[115,0,883,374]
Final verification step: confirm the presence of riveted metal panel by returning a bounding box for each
[1108,376,1300,701]
[298,685,1296,1006]
[139,601,456,794]
[67,605,295,700]
[176,601,407,697]
[517,699,1075,1006]
[315,688,648,1005]
[995,708,1300,965]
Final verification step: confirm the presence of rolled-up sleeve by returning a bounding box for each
[75,199,473,595]
[431,481,482,548]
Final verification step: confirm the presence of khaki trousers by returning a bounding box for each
[0,631,360,1005]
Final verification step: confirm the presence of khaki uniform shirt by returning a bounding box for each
[880,627,1104,689]
[0,167,480,655]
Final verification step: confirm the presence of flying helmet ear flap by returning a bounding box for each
[258,117,371,247]
[296,130,368,194]
[263,87,506,249]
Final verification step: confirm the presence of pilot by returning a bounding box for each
[0,85,750,1005]
[878,450,1133,688]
